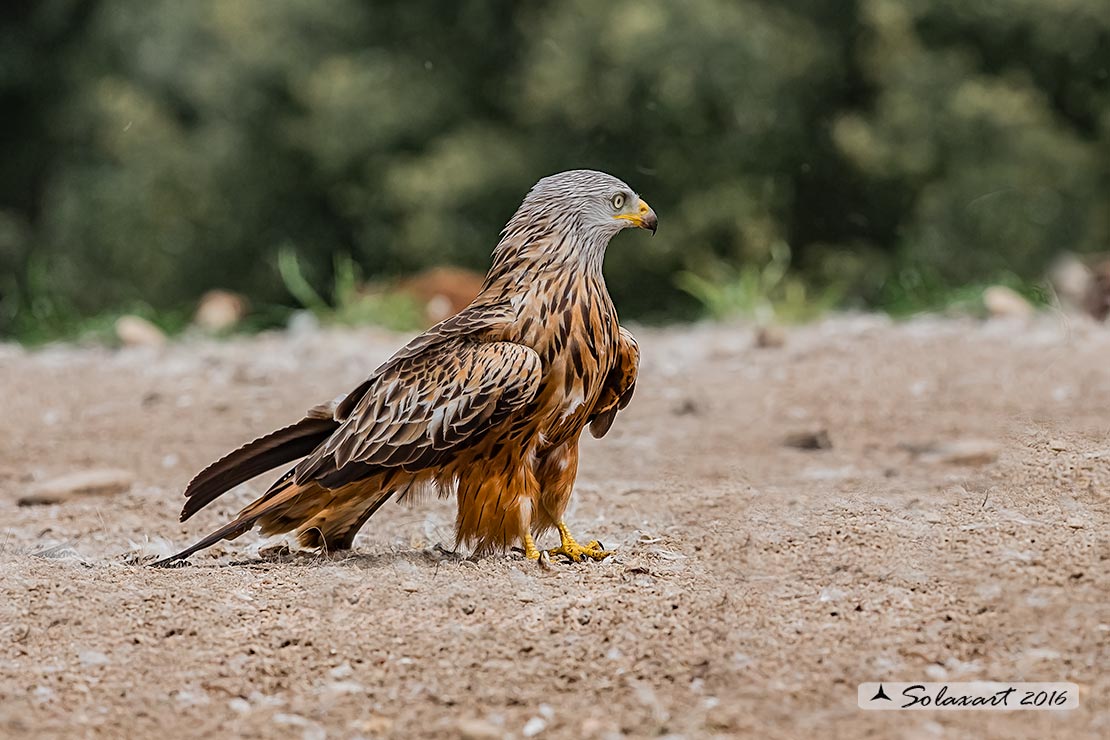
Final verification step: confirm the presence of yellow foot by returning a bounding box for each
[548,521,613,563]
[521,531,542,560]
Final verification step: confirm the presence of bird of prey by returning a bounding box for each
[155,170,656,566]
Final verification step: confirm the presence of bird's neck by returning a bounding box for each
[474,235,613,344]
[482,221,610,295]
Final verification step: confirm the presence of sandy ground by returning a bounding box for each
[0,315,1107,739]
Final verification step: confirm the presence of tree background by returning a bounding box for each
[1,0,1107,338]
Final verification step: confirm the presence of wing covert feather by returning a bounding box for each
[295,339,541,482]
[589,327,639,438]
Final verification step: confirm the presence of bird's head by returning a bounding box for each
[490,170,658,278]
[495,170,657,276]
[525,169,657,240]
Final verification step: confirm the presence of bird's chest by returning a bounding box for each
[526,296,618,443]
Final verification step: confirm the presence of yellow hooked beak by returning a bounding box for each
[614,198,658,235]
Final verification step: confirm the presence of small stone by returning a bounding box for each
[1048,254,1093,313]
[983,285,1034,319]
[921,439,1000,467]
[522,717,547,737]
[456,718,503,740]
[1066,518,1086,529]
[174,689,210,707]
[354,716,394,735]
[326,680,364,695]
[672,398,699,416]
[78,650,109,667]
[754,325,786,348]
[33,686,56,704]
[287,310,320,336]
[1048,439,1068,452]
[115,315,167,347]
[194,290,248,332]
[328,662,353,679]
[19,469,134,506]
[783,429,832,450]
[273,713,325,740]
[925,663,949,680]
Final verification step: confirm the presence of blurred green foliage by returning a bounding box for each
[677,242,842,324]
[277,248,423,331]
[1,0,1107,338]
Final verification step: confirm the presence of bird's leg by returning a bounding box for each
[548,521,612,562]
[521,530,542,560]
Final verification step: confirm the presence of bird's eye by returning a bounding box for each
[611,193,626,210]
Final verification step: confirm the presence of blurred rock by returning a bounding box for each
[522,717,547,737]
[328,662,353,679]
[755,325,786,348]
[456,718,503,740]
[18,469,134,506]
[983,286,1033,319]
[1083,258,1110,322]
[399,267,484,325]
[78,650,109,667]
[784,429,832,450]
[115,315,166,347]
[287,310,320,336]
[915,439,1000,466]
[672,398,699,416]
[194,290,248,332]
[352,716,394,736]
[1048,254,1094,315]
[1046,253,1110,321]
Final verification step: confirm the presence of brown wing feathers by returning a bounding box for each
[293,340,542,485]
[156,335,542,566]
[589,328,639,438]
[179,415,339,521]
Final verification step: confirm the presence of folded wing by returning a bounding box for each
[294,338,543,486]
[589,327,639,438]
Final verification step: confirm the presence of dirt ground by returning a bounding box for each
[0,315,1107,739]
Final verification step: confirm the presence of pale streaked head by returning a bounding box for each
[523,169,657,239]
[489,170,658,277]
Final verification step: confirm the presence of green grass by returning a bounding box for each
[875,267,1052,318]
[5,302,190,347]
[676,241,842,324]
[277,247,424,331]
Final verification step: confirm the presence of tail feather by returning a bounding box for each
[152,481,316,567]
[180,416,338,521]
[154,409,409,566]
[150,516,257,567]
